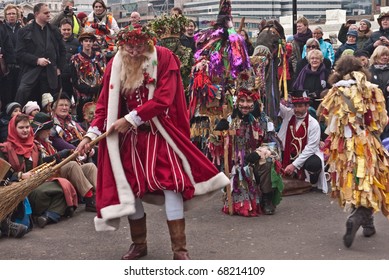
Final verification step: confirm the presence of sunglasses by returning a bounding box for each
[307,45,318,49]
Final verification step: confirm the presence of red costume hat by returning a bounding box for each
[290,90,310,104]
[116,24,157,46]
[237,88,260,102]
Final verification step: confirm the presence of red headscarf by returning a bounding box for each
[7,115,35,158]
[237,88,260,102]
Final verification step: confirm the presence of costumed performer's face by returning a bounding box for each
[16,120,31,140]
[82,38,94,53]
[123,43,147,58]
[293,103,309,119]
[238,96,254,116]
[83,105,96,123]
[36,129,51,141]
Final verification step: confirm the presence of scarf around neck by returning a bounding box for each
[293,29,313,46]
[293,63,326,91]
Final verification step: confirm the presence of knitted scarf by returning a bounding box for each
[293,29,312,47]
[293,63,327,91]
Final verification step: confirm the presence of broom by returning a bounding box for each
[0,132,107,222]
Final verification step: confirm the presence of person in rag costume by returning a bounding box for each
[317,55,389,248]
[76,24,229,260]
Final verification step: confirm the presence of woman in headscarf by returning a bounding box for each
[0,114,77,230]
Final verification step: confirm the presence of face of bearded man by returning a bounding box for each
[120,43,153,94]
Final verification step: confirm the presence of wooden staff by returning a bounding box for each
[237,17,246,33]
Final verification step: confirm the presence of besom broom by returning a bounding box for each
[0,132,107,222]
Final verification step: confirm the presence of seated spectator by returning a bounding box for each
[369,45,389,110]
[33,112,97,212]
[50,93,86,150]
[335,30,358,64]
[0,114,77,231]
[293,49,330,109]
[278,91,328,193]
[0,102,22,143]
[22,101,40,120]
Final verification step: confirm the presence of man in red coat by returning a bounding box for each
[77,25,229,260]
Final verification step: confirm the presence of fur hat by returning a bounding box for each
[22,101,40,116]
[31,112,53,134]
[42,93,54,109]
[6,102,22,116]
[378,11,389,25]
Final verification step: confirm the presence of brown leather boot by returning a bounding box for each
[121,214,147,260]
[167,218,191,260]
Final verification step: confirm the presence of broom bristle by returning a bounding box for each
[0,167,54,222]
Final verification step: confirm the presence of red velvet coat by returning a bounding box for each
[88,46,229,231]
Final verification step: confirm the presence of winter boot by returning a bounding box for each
[0,219,28,238]
[167,219,190,260]
[121,214,148,260]
[343,206,371,248]
[362,209,376,237]
[261,192,275,215]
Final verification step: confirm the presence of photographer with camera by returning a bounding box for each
[363,12,389,55]
[50,0,82,38]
